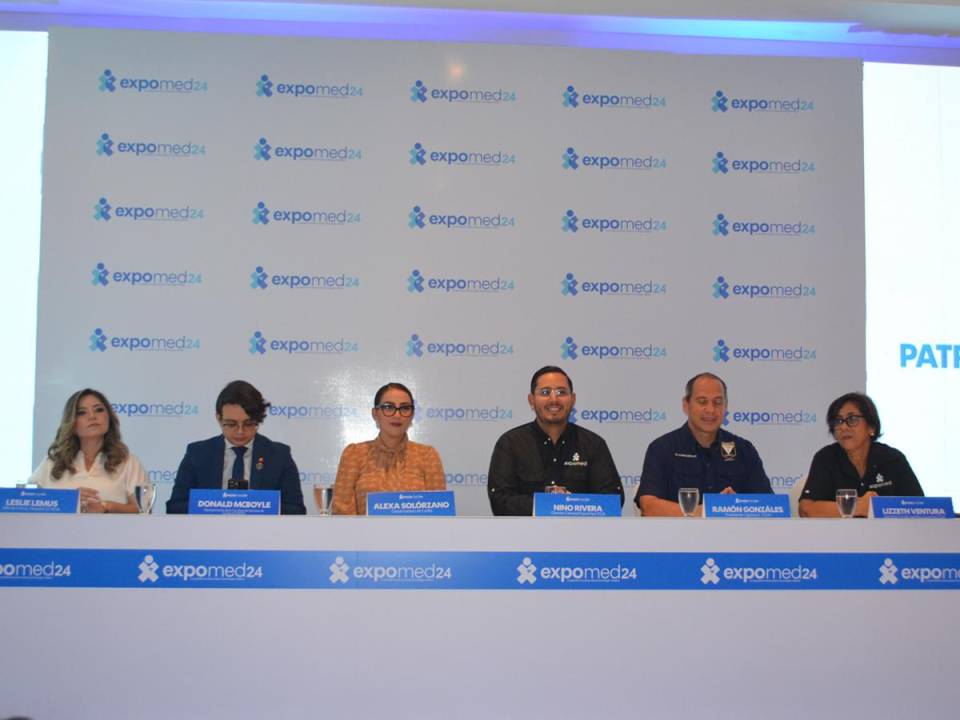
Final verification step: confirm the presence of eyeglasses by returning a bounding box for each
[831,414,864,429]
[376,403,415,417]
[221,420,259,431]
[535,387,571,398]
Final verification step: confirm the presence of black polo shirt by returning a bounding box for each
[487,421,624,516]
[634,424,772,506]
[800,441,923,501]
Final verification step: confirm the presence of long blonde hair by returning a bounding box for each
[47,389,129,479]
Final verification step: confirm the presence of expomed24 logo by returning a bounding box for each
[711,213,815,238]
[248,330,359,356]
[112,401,200,418]
[561,84,666,110]
[91,262,202,288]
[516,556,639,586]
[250,266,359,291]
[723,409,816,427]
[253,136,362,162]
[409,142,516,167]
[699,557,819,586]
[98,68,208,94]
[407,269,515,294]
[878,557,960,586]
[711,150,815,176]
[569,406,667,425]
[405,332,514,359]
[96,132,205,159]
[410,79,517,104]
[711,275,815,300]
[328,556,453,586]
[712,338,816,364]
[561,209,667,234]
[710,89,814,113]
[561,335,667,361]
[137,555,263,584]
[408,204,515,231]
[562,272,666,298]
[562,146,666,171]
[255,73,363,99]
[88,328,201,353]
[92,196,204,223]
[251,201,361,226]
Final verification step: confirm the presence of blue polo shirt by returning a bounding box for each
[633,424,772,506]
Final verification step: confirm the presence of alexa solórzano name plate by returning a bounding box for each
[188,489,280,515]
[0,488,80,514]
[366,491,456,516]
[703,493,790,518]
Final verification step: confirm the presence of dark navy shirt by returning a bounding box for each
[800,441,923,501]
[634,424,772,506]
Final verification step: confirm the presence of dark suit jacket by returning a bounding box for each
[166,434,306,515]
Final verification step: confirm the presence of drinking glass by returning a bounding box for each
[314,484,333,515]
[137,484,155,514]
[678,488,700,517]
[836,489,857,518]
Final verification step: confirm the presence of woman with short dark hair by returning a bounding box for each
[798,392,922,517]
[331,382,446,515]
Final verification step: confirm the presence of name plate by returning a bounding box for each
[188,489,280,515]
[533,493,621,517]
[0,488,80,514]
[871,496,955,519]
[703,493,790,518]
[367,491,456,516]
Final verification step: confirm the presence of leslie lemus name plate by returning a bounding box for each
[188,489,280,515]
[703,493,790,518]
[367,491,456,516]
[533,493,621,518]
[0,487,80,514]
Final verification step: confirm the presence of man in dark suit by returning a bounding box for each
[166,380,306,514]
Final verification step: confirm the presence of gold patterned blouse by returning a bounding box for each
[331,437,446,515]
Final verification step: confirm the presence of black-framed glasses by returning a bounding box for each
[534,387,571,398]
[376,403,415,417]
[221,420,259,431]
[831,414,864,429]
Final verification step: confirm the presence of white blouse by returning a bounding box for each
[29,452,150,504]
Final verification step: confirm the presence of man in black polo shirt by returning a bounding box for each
[634,372,772,516]
[487,365,624,516]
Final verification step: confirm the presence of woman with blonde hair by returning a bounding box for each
[29,388,150,513]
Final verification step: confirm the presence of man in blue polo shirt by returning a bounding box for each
[634,372,772,516]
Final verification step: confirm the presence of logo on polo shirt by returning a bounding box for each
[564,452,588,467]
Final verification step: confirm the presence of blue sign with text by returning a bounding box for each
[0,488,80,514]
[534,493,621,517]
[187,489,280,515]
[366,491,456,516]
[871,496,954,519]
[703,493,790,518]
[1,549,958,590]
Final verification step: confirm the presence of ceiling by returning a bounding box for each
[2,0,960,63]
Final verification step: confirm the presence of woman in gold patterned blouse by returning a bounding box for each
[331,382,446,515]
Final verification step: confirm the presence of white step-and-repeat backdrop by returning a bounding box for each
[34,28,864,514]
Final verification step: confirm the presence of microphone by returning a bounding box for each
[227,479,249,490]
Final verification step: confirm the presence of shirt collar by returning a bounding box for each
[531,420,574,446]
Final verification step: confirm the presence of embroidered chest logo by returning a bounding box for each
[720,441,737,461]
[564,451,588,467]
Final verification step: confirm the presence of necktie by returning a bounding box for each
[231,446,246,481]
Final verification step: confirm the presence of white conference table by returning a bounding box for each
[2,515,958,719]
